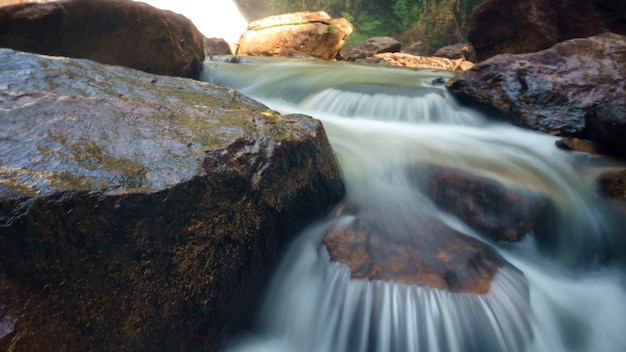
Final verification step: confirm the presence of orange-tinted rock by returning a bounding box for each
[236,11,353,59]
[323,206,511,294]
[469,0,626,61]
[366,52,473,71]
[555,137,600,154]
[0,0,205,78]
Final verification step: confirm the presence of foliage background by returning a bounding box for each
[235,0,485,53]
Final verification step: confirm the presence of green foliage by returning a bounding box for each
[242,0,485,52]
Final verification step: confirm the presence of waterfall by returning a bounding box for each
[135,0,248,43]
[202,57,626,352]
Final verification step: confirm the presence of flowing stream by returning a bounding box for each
[201,57,626,352]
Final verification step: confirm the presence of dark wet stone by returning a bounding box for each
[413,164,552,242]
[448,33,626,157]
[469,0,626,61]
[0,49,345,351]
[0,0,205,78]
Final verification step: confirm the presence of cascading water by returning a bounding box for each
[201,57,626,352]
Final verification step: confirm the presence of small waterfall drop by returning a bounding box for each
[202,57,626,352]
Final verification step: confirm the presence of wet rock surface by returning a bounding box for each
[469,0,626,61]
[448,33,626,156]
[236,11,353,59]
[0,49,345,351]
[0,0,205,78]
[597,168,626,215]
[413,164,552,242]
[323,204,512,294]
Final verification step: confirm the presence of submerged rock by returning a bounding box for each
[469,0,626,61]
[236,11,353,59]
[0,49,345,351]
[323,204,515,294]
[448,33,626,156]
[413,164,552,242]
[0,0,205,78]
[597,168,626,215]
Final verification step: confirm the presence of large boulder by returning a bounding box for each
[448,33,626,157]
[236,11,353,59]
[323,204,517,294]
[0,0,205,78]
[469,0,626,61]
[0,49,345,351]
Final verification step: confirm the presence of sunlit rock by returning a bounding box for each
[236,11,353,60]
[469,0,626,61]
[0,49,345,351]
[365,52,473,71]
[0,0,204,78]
[448,33,626,157]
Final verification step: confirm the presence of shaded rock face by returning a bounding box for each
[203,37,233,57]
[448,33,626,156]
[236,11,353,59]
[0,0,205,79]
[469,0,626,61]
[342,36,402,61]
[0,49,345,351]
[413,165,552,242]
[433,43,477,63]
[323,204,511,294]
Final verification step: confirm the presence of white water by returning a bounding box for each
[202,57,626,352]
[135,0,247,43]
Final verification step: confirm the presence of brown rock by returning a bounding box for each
[0,49,345,351]
[236,11,353,59]
[368,52,473,71]
[433,43,477,62]
[203,36,233,57]
[448,33,626,156]
[413,164,552,242]
[0,0,205,78]
[555,137,600,154]
[342,36,402,61]
[596,168,626,231]
[469,0,626,61]
[323,205,514,294]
